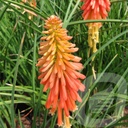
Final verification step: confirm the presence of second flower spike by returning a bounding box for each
[81,0,111,78]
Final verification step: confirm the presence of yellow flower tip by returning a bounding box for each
[44,15,63,31]
[37,15,86,127]
[64,114,71,128]
[74,106,78,111]
[50,15,57,19]
[49,107,57,116]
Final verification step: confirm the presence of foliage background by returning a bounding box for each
[0,0,128,128]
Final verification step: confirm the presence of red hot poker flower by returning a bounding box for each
[81,0,110,78]
[81,0,110,48]
[81,0,110,51]
[36,15,86,127]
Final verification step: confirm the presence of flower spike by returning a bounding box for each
[36,15,86,127]
[81,0,111,78]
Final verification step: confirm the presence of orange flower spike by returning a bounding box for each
[36,15,86,127]
[81,0,111,46]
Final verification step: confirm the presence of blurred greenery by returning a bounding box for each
[0,0,128,128]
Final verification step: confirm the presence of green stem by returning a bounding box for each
[11,32,25,128]
[68,19,128,26]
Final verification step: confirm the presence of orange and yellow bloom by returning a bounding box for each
[81,0,110,78]
[36,15,85,127]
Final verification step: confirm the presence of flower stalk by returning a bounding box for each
[81,0,111,78]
